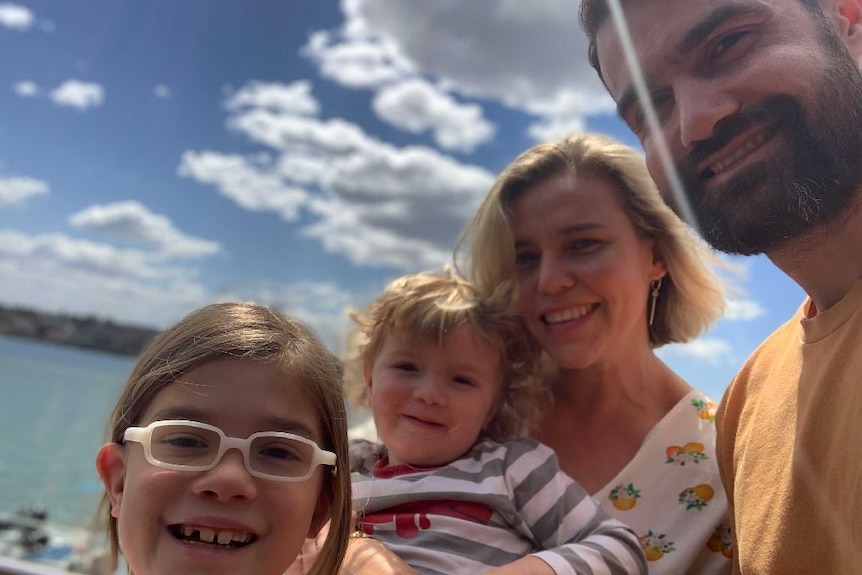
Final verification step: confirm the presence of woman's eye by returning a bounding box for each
[514,251,538,267]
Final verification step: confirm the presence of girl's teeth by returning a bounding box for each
[183,525,194,537]
[217,530,233,545]
[198,527,215,543]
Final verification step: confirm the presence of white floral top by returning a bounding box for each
[595,389,732,575]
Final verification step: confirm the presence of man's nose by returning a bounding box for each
[676,79,740,149]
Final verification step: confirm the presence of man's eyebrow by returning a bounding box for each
[677,3,765,56]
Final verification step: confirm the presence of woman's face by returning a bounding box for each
[510,173,666,369]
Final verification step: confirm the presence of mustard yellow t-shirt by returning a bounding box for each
[716,278,862,574]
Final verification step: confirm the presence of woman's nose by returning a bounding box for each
[536,253,575,295]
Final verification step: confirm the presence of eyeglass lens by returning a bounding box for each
[150,424,316,477]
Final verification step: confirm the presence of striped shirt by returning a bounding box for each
[351,437,647,575]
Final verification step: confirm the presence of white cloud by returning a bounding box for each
[181,80,495,270]
[527,114,586,143]
[13,80,38,98]
[306,0,616,140]
[0,3,33,30]
[0,176,49,207]
[178,151,309,221]
[372,78,495,152]
[154,84,171,99]
[659,337,734,365]
[50,80,105,110]
[246,280,362,352]
[0,230,186,281]
[0,229,362,334]
[725,297,767,321]
[303,30,412,89]
[225,80,319,116]
[69,201,220,259]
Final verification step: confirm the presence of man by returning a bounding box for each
[580,0,862,573]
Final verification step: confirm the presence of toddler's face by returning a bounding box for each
[97,357,330,575]
[367,326,502,468]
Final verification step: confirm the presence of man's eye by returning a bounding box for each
[713,30,750,58]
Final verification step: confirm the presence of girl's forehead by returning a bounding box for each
[138,358,324,440]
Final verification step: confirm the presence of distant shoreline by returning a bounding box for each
[0,304,159,358]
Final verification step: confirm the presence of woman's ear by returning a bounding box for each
[650,241,668,281]
[96,443,126,519]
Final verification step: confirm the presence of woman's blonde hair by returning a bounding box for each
[457,132,724,346]
[99,302,350,575]
[345,268,545,441]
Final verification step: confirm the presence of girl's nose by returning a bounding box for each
[191,449,258,502]
[413,375,446,406]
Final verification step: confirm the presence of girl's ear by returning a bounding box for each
[362,360,373,391]
[307,486,332,538]
[96,443,126,519]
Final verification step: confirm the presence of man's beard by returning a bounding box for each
[671,42,862,256]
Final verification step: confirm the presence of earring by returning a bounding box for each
[648,278,663,327]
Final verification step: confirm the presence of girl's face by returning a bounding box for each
[97,358,331,575]
[510,173,666,370]
[366,326,501,468]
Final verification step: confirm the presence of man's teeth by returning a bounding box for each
[709,132,766,175]
[180,525,251,545]
[544,304,595,325]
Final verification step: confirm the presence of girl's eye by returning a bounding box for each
[394,362,418,372]
[568,239,600,252]
[259,443,302,462]
[453,376,475,387]
[161,434,208,450]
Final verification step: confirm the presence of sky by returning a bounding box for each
[0,0,806,401]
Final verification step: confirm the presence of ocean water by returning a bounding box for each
[0,335,132,529]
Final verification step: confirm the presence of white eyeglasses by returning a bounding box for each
[123,420,336,482]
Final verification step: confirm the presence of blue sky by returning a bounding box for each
[0,0,805,401]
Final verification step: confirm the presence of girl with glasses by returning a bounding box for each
[95,302,351,575]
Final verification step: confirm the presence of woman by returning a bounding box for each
[292,132,731,575]
[457,132,730,574]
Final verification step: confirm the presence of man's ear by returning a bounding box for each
[826,0,862,59]
[96,443,126,519]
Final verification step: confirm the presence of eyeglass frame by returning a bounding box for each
[122,419,337,482]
